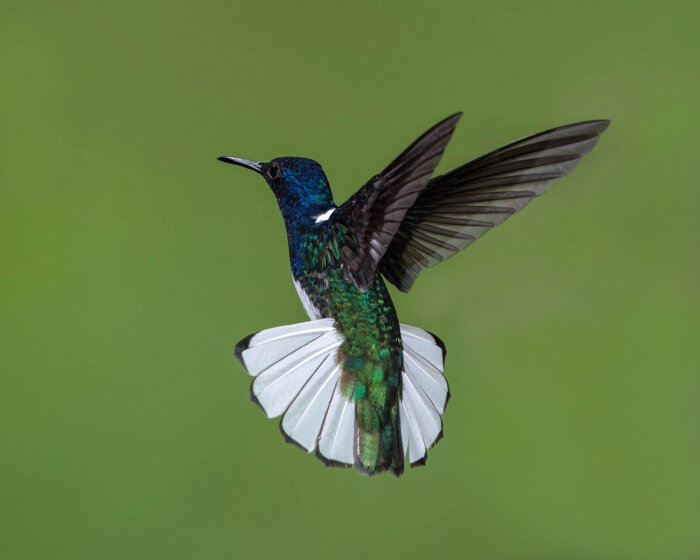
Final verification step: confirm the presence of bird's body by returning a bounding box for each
[220,114,609,477]
[290,223,405,475]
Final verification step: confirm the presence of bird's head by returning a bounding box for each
[218,156,335,227]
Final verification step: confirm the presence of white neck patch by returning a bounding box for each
[314,208,336,223]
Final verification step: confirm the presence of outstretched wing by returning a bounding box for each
[330,113,462,291]
[379,120,610,292]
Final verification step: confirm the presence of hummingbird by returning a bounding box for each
[218,114,609,477]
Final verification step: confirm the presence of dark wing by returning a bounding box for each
[331,113,462,291]
[379,120,610,292]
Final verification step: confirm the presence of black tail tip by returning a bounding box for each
[234,333,255,367]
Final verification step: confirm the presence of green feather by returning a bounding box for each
[295,231,405,476]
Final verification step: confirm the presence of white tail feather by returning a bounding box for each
[281,360,341,451]
[401,325,445,371]
[235,320,448,469]
[399,324,448,465]
[237,319,335,376]
[236,319,353,464]
[252,331,342,418]
[236,319,342,419]
[318,381,356,464]
[400,396,425,463]
[404,347,448,413]
[403,371,442,445]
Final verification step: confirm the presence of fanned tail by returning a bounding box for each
[234,320,448,474]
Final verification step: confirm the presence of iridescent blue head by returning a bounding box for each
[218,155,336,228]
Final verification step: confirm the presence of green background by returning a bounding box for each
[2,2,698,558]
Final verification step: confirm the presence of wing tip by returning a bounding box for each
[554,118,611,136]
[597,119,611,135]
[428,111,463,131]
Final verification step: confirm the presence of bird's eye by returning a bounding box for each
[268,163,279,179]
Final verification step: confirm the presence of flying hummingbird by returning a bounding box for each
[218,114,609,477]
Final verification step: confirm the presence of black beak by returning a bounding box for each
[217,156,263,174]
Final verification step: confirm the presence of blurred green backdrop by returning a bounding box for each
[1,1,698,559]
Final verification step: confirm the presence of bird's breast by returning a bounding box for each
[293,277,324,320]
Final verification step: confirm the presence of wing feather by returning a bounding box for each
[330,113,462,291]
[380,119,610,291]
